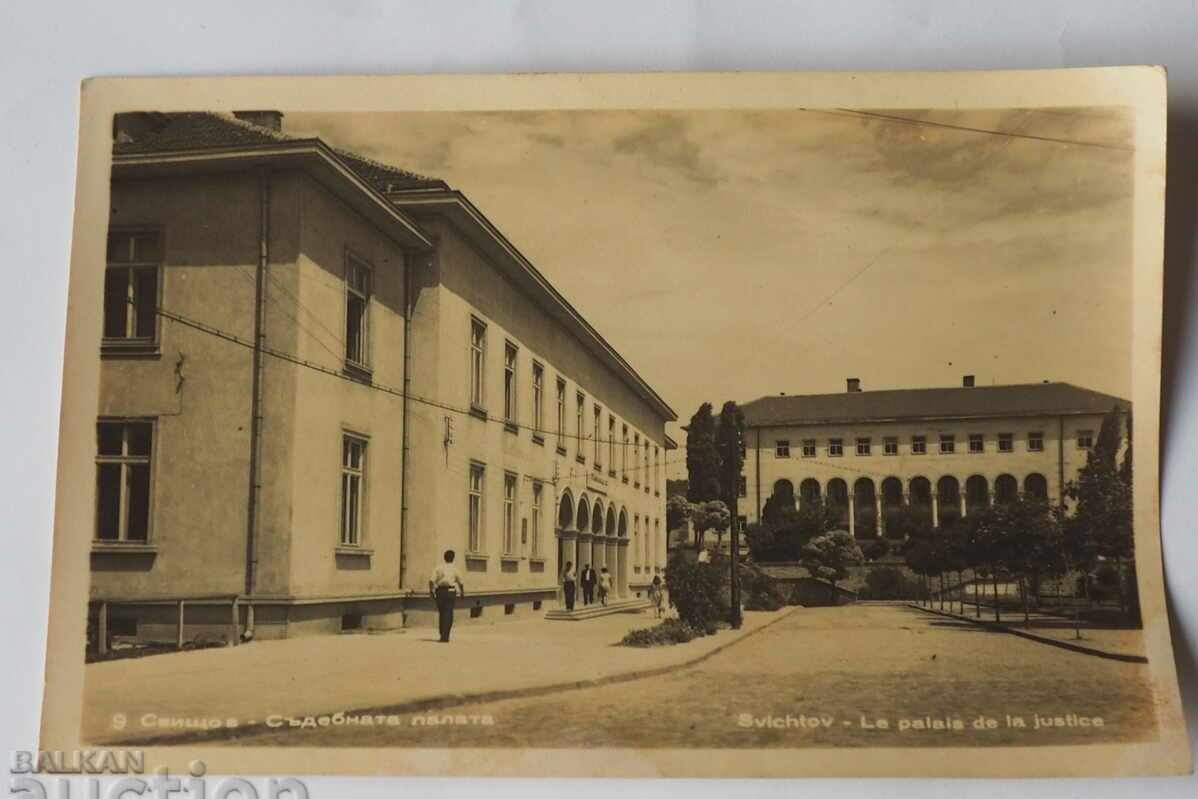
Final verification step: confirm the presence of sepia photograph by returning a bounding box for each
[37,70,1188,778]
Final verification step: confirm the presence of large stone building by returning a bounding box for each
[92,111,674,643]
[740,377,1129,538]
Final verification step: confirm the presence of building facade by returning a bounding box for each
[91,112,674,643]
[741,377,1129,538]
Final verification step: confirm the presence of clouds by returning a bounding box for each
[286,107,1135,470]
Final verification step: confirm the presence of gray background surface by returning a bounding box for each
[1,1,1195,794]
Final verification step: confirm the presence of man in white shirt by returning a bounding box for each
[429,549,466,643]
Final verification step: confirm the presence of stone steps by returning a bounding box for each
[545,598,652,621]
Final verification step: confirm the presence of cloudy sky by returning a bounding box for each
[288,107,1134,476]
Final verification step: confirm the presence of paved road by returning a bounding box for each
[232,604,1157,748]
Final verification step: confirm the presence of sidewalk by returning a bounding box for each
[909,603,1147,662]
[83,607,794,745]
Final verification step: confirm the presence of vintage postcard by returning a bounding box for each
[38,69,1190,779]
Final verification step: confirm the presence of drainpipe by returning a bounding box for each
[243,167,271,639]
[399,251,414,594]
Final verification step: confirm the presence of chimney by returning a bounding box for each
[233,110,284,132]
[846,378,861,393]
[963,375,975,388]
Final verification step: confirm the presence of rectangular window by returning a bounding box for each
[801,439,816,458]
[345,256,372,369]
[503,342,518,424]
[738,475,747,497]
[103,231,161,347]
[470,319,486,409]
[912,435,927,455]
[998,433,1013,453]
[634,433,642,486]
[969,433,984,454]
[503,473,518,555]
[775,439,790,458]
[1077,430,1094,449]
[576,392,586,461]
[1029,432,1044,452]
[939,434,955,454]
[654,445,660,493]
[856,437,871,456]
[555,378,567,449]
[95,420,153,543]
[884,437,898,456]
[608,416,616,473]
[829,438,843,457]
[644,441,650,492]
[593,406,602,469]
[340,435,367,546]
[468,463,485,553]
[622,425,629,482]
[531,362,544,434]
[531,482,543,557]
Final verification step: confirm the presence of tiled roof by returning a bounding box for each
[741,382,1129,427]
[113,112,446,191]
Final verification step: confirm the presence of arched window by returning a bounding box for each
[937,476,961,528]
[576,495,590,532]
[853,478,876,538]
[558,491,574,529]
[994,474,1018,504]
[965,475,990,515]
[1024,473,1049,501]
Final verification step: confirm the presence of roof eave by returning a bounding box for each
[388,190,678,423]
[112,142,434,252]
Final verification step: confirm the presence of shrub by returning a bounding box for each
[741,561,787,611]
[621,619,704,647]
[665,548,729,629]
[860,566,924,600]
[862,538,890,562]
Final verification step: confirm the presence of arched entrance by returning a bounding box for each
[826,478,849,531]
[799,478,822,511]
[909,476,933,528]
[881,477,904,538]
[1024,472,1048,501]
[965,475,990,516]
[853,477,877,538]
[994,474,1018,505]
[937,476,961,530]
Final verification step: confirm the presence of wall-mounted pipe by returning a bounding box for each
[243,167,271,640]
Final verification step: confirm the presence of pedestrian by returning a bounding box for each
[562,560,577,611]
[580,563,597,606]
[598,567,612,606]
[429,549,465,643]
[650,575,665,618]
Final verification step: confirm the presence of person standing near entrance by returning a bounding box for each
[562,561,577,611]
[580,563,597,606]
[429,549,465,643]
[598,567,612,606]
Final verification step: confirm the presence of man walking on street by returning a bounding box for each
[580,563,597,606]
[429,549,465,643]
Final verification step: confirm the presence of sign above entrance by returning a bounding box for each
[585,470,608,495]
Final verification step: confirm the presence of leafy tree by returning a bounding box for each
[1065,406,1133,615]
[715,401,746,512]
[800,530,864,603]
[664,549,727,631]
[691,500,730,549]
[666,495,692,537]
[666,478,689,498]
[685,403,721,503]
